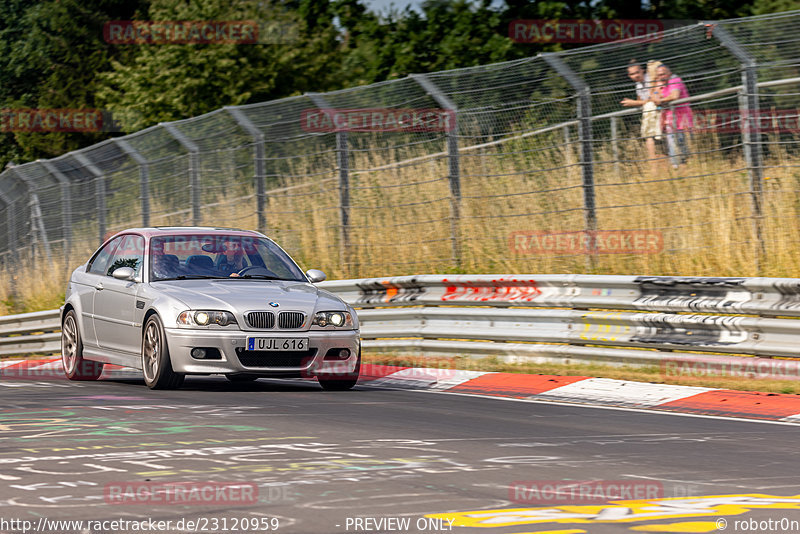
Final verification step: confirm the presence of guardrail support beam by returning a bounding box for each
[162,123,201,226]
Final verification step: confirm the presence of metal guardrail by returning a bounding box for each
[319,274,800,365]
[3,274,800,366]
[0,309,61,356]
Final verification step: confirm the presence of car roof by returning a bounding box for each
[110,227,266,239]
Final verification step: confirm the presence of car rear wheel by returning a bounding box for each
[142,315,184,390]
[61,310,103,380]
[317,349,361,391]
[226,374,259,383]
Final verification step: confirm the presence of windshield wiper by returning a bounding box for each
[237,274,285,280]
[161,274,231,280]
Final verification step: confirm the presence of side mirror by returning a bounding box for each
[306,269,326,283]
[112,266,136,281]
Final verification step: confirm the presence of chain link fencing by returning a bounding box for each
[2,11,800,303]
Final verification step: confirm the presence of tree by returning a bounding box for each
[0,0,143,165]
[97,0,342,131]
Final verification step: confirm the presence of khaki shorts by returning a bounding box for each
[641,101,661,140]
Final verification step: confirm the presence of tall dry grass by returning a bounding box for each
[3,129,800,314]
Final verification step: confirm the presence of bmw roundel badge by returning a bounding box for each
[269,302,279,308]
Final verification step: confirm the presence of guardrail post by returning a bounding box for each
[72,153,108,246]
[39,161,73,270]
[411,74,462,270]
[307,93,352,271]
[114,139,150,227]
[542,54,597,262]
[225,106,267,234]
[162,123,201,226]
[712,24,765,274]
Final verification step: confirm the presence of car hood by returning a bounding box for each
[152,279,345,313]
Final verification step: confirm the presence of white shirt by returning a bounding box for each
[635,73,651,102]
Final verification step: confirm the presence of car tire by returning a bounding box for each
[226,374,259,383]
[61,310,103,381]
[142,314,184,390]
[317,348,361,391]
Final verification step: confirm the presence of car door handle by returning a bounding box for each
[95,283,104,291]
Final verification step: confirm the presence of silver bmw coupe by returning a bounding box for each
[60,227,360,390]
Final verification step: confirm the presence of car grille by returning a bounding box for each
[278,312,305,329]
[246,311,275,329]
[235,348,317,367]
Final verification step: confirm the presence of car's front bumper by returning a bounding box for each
[164,327,360,376]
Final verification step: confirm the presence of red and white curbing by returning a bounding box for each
[4,359,800,422]
[358,365,800,423]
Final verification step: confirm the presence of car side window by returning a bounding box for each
[87,236,123,276]
[106,234,145,277]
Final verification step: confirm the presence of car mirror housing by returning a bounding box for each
[306,269,326,283]
[112,266,136,281]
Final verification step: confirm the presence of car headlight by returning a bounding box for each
[177,310,238,327]
[312,311,354,329]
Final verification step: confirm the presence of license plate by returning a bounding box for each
[247,337,309,351]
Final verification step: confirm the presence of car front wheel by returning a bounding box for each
[61,310,103,380]
[142,315,184,390]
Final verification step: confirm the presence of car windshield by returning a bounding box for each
[149,234,307,282]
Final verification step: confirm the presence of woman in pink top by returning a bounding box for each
[652,64,692,168]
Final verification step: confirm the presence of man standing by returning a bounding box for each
[621,59,661,170]
[652,64,692,168]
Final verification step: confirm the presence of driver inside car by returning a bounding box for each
[218,239,247,277]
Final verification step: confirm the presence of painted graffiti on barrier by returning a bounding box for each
[633,276,750,312]
[440,278,542,303]
[769,280,800,311]
[629,314,747,347]
[355,278,426,305]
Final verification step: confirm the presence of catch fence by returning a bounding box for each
[2,11,800,287]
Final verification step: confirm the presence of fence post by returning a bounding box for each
[0,189,16,256]
[225,106,267,234]
[114,139,150,227]
[40,161,73,270]
[542,54,597,260]
[8,168,52,266]
[611,116,621,177]
[307,93,352,272]
[712,24,765,274]
[73,153,108,246]
[162,123,201,226]
[411,74,462,270]
[0,188,18,306]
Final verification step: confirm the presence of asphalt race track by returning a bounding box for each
[1,375,799,534]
